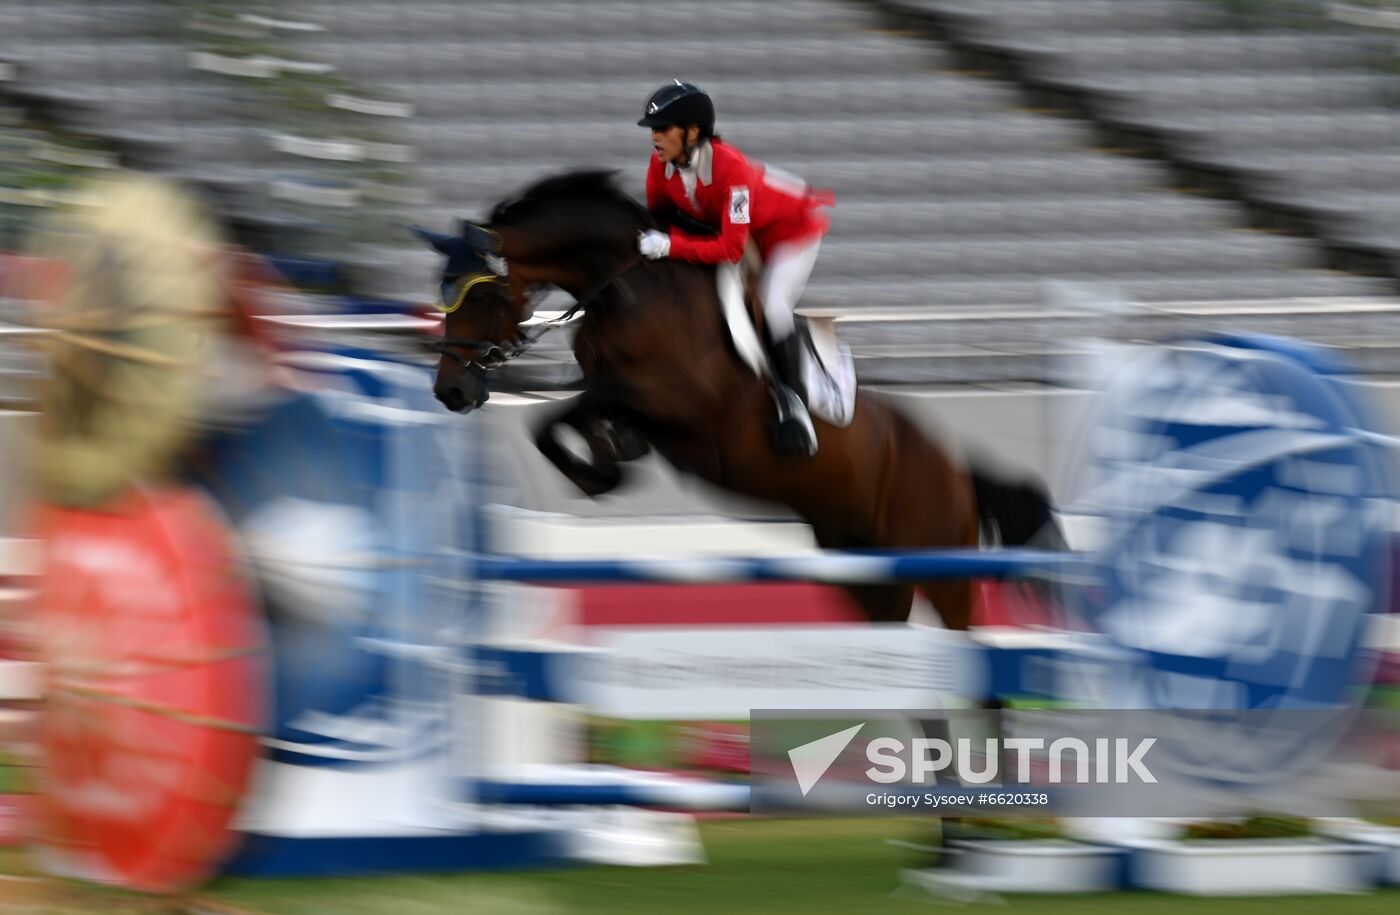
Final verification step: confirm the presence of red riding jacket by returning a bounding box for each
[645,139,831,263]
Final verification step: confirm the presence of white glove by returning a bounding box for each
[638,230,671,260]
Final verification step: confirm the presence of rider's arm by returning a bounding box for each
[668,188,749,264]
[666,151,751,264]
[645,155,668,213]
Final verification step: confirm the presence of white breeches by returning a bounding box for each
[757,236,821,340]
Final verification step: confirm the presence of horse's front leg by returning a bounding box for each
[572,379,651,464]
[590,410,650,463]
[531,391,648,497]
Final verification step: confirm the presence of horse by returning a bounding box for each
[416,169,1061,630]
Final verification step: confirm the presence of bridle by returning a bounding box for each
[423,253,645,374]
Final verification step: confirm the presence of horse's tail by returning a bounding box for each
[969,465,1066,550]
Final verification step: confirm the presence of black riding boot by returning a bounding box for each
[769,332,818,457]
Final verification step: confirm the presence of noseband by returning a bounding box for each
[422,272,518,373]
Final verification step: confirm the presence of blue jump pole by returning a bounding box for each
[476,780,751,810]
[465,548,1087,585]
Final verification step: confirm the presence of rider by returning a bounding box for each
[636,80,831,458]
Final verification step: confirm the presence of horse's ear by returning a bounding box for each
[406,224,457,255]
[460,221,502,254]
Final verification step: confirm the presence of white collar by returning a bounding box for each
[664,139,713,186]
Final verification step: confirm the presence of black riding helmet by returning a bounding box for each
[637,80,715,138]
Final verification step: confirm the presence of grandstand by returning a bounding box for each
[6,0,1400,384]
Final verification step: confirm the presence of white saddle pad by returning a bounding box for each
[716,264,856,428]
[800,315,857,428]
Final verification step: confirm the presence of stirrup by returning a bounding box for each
[770,385,817,457]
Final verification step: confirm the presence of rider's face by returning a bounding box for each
[651,125,697,165]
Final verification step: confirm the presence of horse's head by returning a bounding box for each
[415,172,651,414]
[411,222,516,414]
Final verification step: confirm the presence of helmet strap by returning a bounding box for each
[679,126,701,168]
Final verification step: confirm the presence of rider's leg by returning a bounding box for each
[759,237,820,340]
[759,237,822,456]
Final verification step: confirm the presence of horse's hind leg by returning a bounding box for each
[839,582,916,625]
[915,580,975,632]
[837,580,974,630]
[812,526,916,623]
[856,412,982,629]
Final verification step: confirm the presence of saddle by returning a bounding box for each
[649,204,856,428]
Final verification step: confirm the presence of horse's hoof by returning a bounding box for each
[596,420,650,462]
[612,429,650,462]
[534,421,626,496]
[572,466,624,497]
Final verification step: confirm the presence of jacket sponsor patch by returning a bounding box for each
[729,186,751,224]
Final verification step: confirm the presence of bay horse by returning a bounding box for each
[418,170,1060,630]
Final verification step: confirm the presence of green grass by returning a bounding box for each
[5,820,1400,914]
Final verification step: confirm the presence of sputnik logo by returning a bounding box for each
[788,723,865,796]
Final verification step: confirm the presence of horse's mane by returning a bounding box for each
[490,169,650,229]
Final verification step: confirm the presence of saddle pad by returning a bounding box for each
[717,265,856,428]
